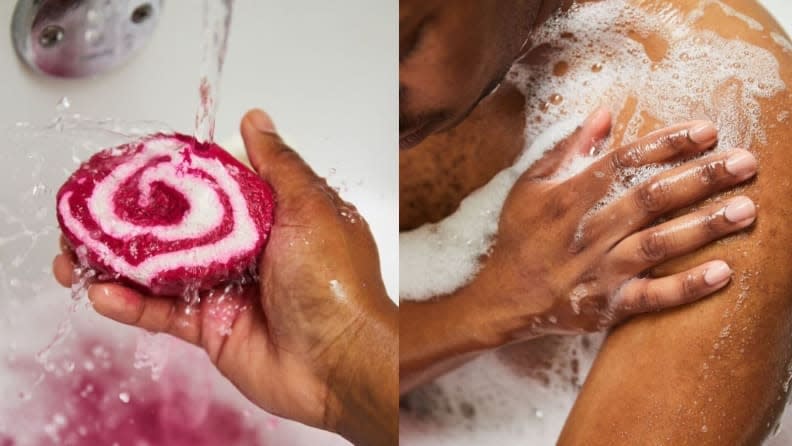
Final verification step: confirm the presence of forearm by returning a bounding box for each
[400,293,490,394]
[330,294,399,446]
[399,271,549,394]
[560,222,792,444]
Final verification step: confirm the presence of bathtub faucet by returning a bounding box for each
[11,0,163,78]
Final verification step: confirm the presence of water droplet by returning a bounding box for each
[53,413,67,426]
[118,392,130,403]
[592,62,603,72]
[84,29,102,44]
[701,425,708,433]
[31,182,47,196]
[56,97,71,112]
[553,61,570,76]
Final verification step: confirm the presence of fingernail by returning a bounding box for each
[725,150,757,177]
[688,122,717,144]
[704,261,732,286]
[724,197,756,223]
[248,109,276,134]
[585,106,610,126]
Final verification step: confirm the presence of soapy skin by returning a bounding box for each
[400,109,757,391]
[56,134,275,296]
[559,2,792,444]
[54,111,398,446]
[400,0,792,444]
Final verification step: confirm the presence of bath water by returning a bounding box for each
[0,114,278,444]
[400,1,787,444]
[0,0,281,444]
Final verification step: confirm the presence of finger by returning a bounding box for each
[59,235,73,256]
[613,260,732,316]
[240,109,320,192]
[88,283,202,345]
[527,107,612,179]
[590,120,718,175]
[52,254,74,288]
[608,196,756,275]
[585,148,757,244]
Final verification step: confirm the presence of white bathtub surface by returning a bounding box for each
[0,0,398,298]
[0,1,394,445]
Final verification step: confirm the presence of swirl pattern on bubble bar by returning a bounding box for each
[57,133,275,296]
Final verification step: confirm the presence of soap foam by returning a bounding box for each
[399,118,582,300]
[400,1,785,444]
[401,0,784,303]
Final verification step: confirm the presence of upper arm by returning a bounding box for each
[560,5,792,444]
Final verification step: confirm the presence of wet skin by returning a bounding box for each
[54,111,398,446]
[560,2,792,444]
[400,0,792,443]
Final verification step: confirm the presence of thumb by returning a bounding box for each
[240,109,320,191]
[527,107,612,179]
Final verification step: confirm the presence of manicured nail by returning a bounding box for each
[725,150,757,177]
[688,122,717,144]
[724,197,756,223]
[704,261,732,286]
[248,109,276,134]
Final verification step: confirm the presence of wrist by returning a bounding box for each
[324,293,398,445]
[467,256,553,343]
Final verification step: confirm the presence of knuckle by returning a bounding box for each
[609,149,629,171]
[699,160,723,185]
[162,302,180,333]
[703,212,724,236]
[666,131,690,152]
[543,188,572,219]
[275,144,302,165]
[635,286,661,312]
[634,181,669,213]
[639,231,667,262]
[681,273,701,299]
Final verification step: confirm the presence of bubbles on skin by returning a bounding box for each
[692,0,764,31]
[401,1,785,444]
[771,32,792,54]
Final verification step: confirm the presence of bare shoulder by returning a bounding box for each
[561,1,792,444]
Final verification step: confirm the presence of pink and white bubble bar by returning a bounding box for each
[56,134,275,296]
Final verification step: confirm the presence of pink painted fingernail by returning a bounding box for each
[689,122,717,144]
[725,150,757,177]
[704,261,732,286]
[724,197,756,223]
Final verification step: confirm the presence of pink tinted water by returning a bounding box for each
[1,336,266,445]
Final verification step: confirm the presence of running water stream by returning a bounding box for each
[0,1,289,445]
[194,0,234,144]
